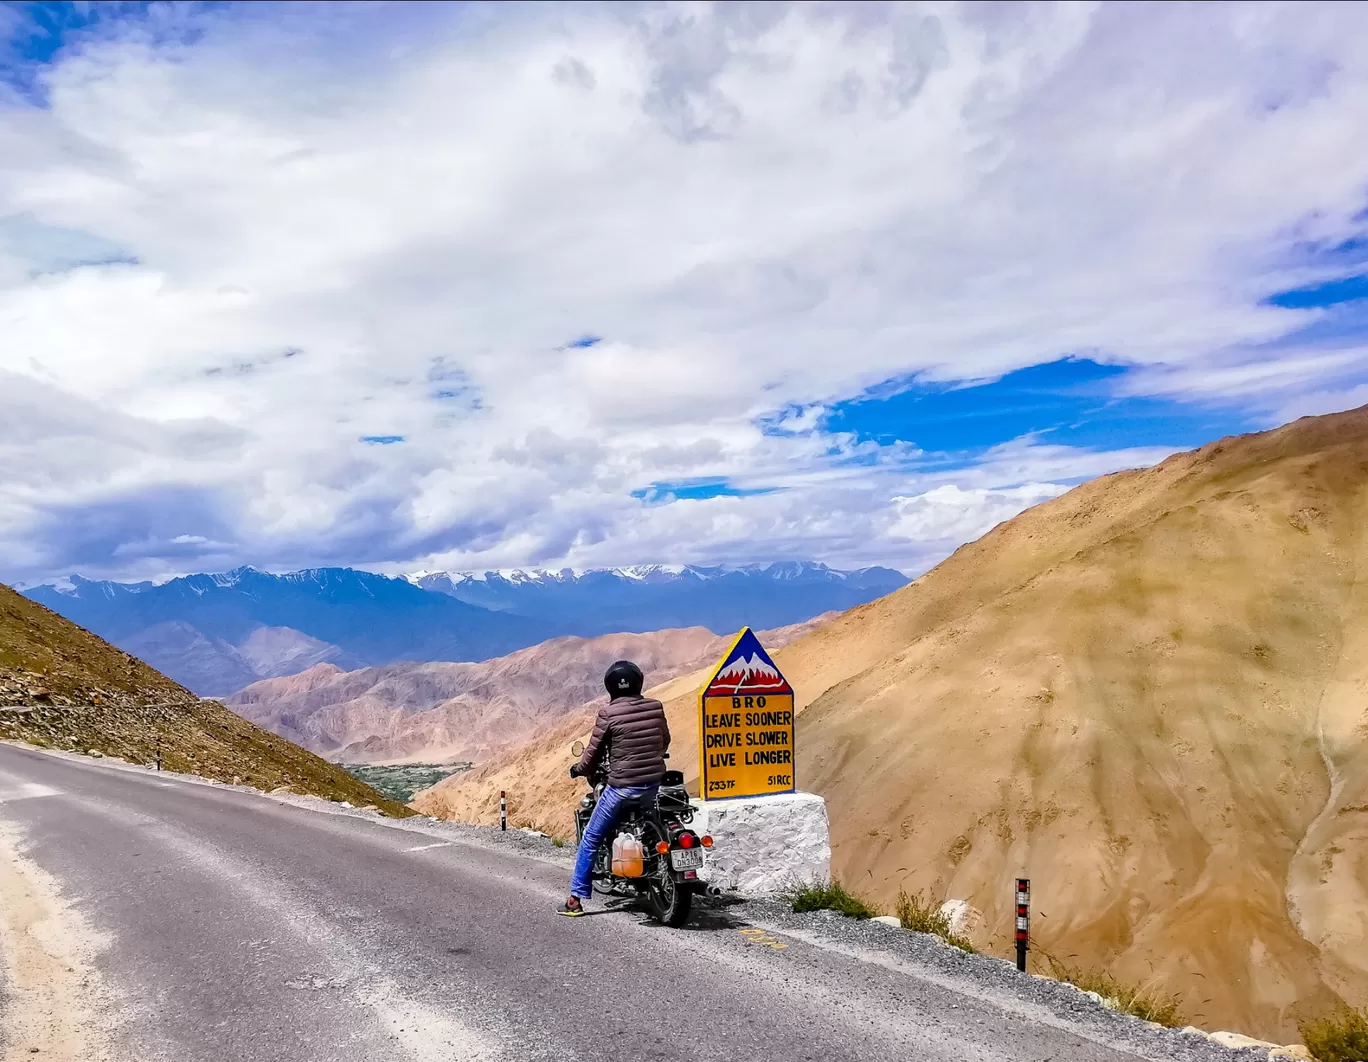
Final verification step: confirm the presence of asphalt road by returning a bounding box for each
[0,743,1240,1062]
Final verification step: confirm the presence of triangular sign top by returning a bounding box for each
[703,627,793,697]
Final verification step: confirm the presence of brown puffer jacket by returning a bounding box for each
[578,694,671,788]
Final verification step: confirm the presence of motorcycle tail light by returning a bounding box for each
[655,841,670,854]
[701,835,713,848]
[679,832,694,849]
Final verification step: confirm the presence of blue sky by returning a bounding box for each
[1269,273,1368,311]
[2,2,159,100]
[4,1,110,64]
[825,358,1255,456]
[4,1,1368,583]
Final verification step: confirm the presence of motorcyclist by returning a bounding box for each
[559,659,671,917]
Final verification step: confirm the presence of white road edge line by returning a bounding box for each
[404,842,453,852]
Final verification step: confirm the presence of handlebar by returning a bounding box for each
[570,756,607,785]
[571,748,666,784]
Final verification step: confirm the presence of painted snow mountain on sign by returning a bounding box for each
[706,629,793,695]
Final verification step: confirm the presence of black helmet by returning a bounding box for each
[604,659,644,699]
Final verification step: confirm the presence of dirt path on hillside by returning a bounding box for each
[0,818,111,1062]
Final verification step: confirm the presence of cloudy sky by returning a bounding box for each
[3,0,1368,585]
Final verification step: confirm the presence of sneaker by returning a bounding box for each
[558,897,586,917]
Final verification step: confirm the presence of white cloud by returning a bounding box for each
[2,2,1368,582]
[888,483,1070,551]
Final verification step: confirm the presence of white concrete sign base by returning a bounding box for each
[689,791,831,896]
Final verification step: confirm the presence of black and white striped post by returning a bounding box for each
[499,790,507,831]
[1015,878,1030,972]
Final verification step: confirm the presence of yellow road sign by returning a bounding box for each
[699,627,795,800]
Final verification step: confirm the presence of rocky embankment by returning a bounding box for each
[0,583,406,814]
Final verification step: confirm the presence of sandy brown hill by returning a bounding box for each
[417,406,1368,1042]
[411,613,835,831]
[226,626,825,765]
[786,408,1368,1041]
[0,583,409,815]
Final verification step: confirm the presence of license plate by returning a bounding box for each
[670,847,705,871]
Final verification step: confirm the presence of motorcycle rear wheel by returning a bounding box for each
[640,822,692,927]
[645,870,692,927]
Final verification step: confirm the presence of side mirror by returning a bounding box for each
[571,740,585,757]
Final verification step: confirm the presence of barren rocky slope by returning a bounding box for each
[0,583,408,814]
[418,406,1368,1042]
[226,624,832,764]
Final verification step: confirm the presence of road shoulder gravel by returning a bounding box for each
[0,814,115,1062]
[736,901,1276,1062]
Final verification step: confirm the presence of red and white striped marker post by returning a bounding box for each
[499,790,507,832]
[1015,878,1030,972]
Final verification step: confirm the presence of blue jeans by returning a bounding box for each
[570,784,659,899]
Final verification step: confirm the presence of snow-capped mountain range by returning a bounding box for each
[405,562,906,630]
[406,561,895,584]
[20,562,908,696]
[407,560,901,596]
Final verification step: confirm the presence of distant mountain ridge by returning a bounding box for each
[24,567,544,696]
[21,562,908,696]
[226,616,831,766]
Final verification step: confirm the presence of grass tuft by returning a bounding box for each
[894,890,975,953]
[1043,955,1184,1028]
[1298,1006,1368,1062]
[786,879,879,919]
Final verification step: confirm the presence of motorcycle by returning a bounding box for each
[570,740,712,927]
